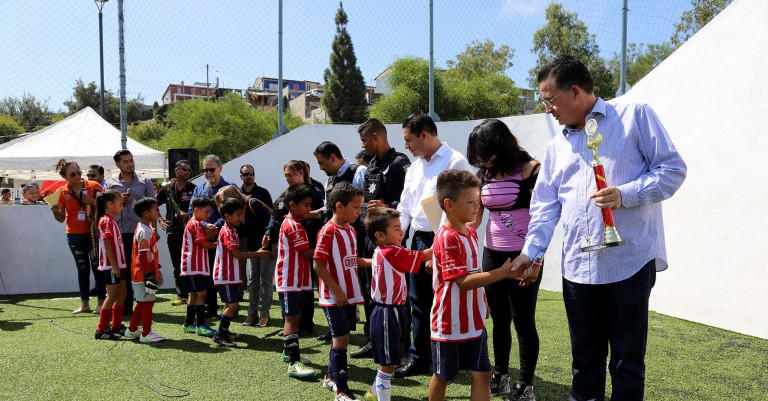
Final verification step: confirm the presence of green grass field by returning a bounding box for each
[0,290,765,400]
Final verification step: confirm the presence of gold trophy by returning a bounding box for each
[581,118,626,252]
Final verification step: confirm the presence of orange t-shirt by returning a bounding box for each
[58,180,103,234]
[131,222,160,283]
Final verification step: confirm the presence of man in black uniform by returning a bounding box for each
[350,118,411,359]
[157,160,196,306]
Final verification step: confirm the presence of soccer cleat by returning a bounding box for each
[322,376,337,392]
[213,334,237,348]
[363,390,378,401]
[490,372,511,396]
[197,324,216,337]
[287,361,316,378]
[140,331,166,343]
[505,382,536,401]
[334,391,361,401]
[94,330,120,340]
[171,298,187,306]
[183,324,197,334]
[122,327,140,340]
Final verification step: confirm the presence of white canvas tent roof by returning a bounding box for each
[0,107,166,180]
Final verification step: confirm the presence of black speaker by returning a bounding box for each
[168,148,199,179]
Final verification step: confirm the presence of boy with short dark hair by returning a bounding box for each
[276,184,317,378]
[124,197,166,343]
[362,208,432,401]
[180,197,218,337]
[313,182,371,401]
[211,198,270,347]
[429,170,526,401]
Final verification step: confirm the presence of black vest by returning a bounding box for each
[363,150,409,205]
[326,163,359,201]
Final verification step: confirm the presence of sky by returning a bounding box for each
[0,0,691,118]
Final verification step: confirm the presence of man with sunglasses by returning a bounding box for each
[157,160,196,306]
[189,154,234,317]
[87,165,106,187]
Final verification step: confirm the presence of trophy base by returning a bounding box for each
[581,240,627,253]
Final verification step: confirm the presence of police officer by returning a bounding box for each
[350,118,411,359]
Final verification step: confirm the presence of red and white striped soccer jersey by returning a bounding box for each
[213,224,241,285]
[430,225,487,342]
[313,221,363,307]
[97,214,126,271]
[180,219,210,276]
[371,245,423,305]
[275,216,312,292]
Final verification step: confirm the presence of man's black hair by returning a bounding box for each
[313,141,343,160]
[536,55,594,94]
[113,149,132,163]
[402,113,437,136]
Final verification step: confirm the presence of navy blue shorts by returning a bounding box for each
[370,303,407,366]
[322,304,357,337]
[431,330,491,381]
[279,292,303,316]
[99,268,128,285]
[187,275,207,292]
[217,284,242,303]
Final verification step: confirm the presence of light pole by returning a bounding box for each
[94,0,108,118]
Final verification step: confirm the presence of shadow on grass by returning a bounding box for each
[0,320,33,331]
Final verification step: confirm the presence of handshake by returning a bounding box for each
[503,254,543,287]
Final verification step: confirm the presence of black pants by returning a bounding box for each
[407,230,434,366]
[65,233,106,302]
[206,249,219,315]
[166,230,188,298]
[121,233,135,314]
[298,263,316,334]
[562,260,656,401]
[358,234,374,341]
[483,248,541,384]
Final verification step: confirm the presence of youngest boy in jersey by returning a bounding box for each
[180,197,218,337]
[124,197,166,343]
[313,182,372,401]
[275,184,317,378]
[429,170,526,401]
[362,208,432,401]
[212,198,270,347]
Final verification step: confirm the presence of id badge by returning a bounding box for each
[77,210,86,222]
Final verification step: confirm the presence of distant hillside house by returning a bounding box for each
[162,81,216,105]
[247,77,321,110]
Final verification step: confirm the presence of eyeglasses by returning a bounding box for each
[240,172,254,177]
[69,170,82,178]
[86,173,96,178]
[203,168,217,173]
[541,87,571,109]
[176,167,191,172]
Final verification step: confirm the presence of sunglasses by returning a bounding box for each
[176,167,191,172]
[69,170,82,178]
[86,173,96,178]
[240,172,254,177]
[203,168,217,173]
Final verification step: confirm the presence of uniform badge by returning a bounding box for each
[368,183,376,194]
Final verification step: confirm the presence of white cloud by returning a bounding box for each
[500,0,549,18]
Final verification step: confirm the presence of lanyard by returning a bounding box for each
[68,180,87,210]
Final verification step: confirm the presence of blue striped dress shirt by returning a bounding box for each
[522,98,687,284]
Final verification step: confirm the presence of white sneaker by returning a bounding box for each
[322,377,337,392]
[140,331,166,343]
[123,327,140,340]
[287,361,315,378]
[334,391,361,401]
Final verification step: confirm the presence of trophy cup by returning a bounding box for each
[581,118,626,252]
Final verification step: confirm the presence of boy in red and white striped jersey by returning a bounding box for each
[211,198,269,347]
[362,207,432,401]
[429,170,526,401]
[180,197,218,337]
[313,182,372,401]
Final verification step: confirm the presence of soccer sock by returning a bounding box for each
[326,347,336,379]
[331,347,349,393]
[184,305,195,326]
[97,306,112,332]
[128,302,144,331]
[111,304,124,330]
[141,301,154,336]
[195,305,207,327]
[284,333,300,363]
[219,314,232,334]
[373,370,392,401]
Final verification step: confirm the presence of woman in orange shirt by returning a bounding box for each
[50,159,106,314]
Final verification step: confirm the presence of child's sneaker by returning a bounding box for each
[363,390,378,401]
[490,371,511,395]
[182,324,197,334]
[221,330,238,341]
[139,331,166,343]
[334,391,361,401]
[213,333,236,348]
[505,382,536,401]
[94,330,120,340]
[322,376,337,392]
[196,324,216,337]
[287,361,315,378]
[122,326,140,340]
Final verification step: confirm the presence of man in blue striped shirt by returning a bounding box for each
[514,56,687,400]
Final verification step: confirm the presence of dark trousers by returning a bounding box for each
[299,265,317,334]
[121,233,135,314]
[166,230,188,298]
[483,248,541,384]
[563,260,656,401]
[407,230,434,366]
[66,233,106,302]
[359,234,374,341]
[206,249,219,315]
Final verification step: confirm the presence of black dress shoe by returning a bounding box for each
[316,331,332,343]
[350,342,373,359]
[393,359,430,378]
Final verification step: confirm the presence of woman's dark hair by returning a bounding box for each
[95,189,122,223]
[284,160,310,185]
[467,118,533,177]
[537,55,594,94]
[55,159,79,178]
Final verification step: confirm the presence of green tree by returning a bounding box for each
[0,115,25,137]
[445,39,514,79]
[671,0,733,46]
[0,93,54,131]
[321,2,368,123]
[530,3,615,99]
[127,120,169,148]
[63,79,146,124]
[609,43,675,89]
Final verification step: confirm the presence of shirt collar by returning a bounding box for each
[337,159,351,177]
[561,97,606,137]
[429,142,451,161]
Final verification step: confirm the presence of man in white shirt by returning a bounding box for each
[395,113,473,378]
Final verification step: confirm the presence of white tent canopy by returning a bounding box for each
[0,107,166,180]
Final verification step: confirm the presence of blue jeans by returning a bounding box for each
[407,231,434,366]
[66,233,106,302]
